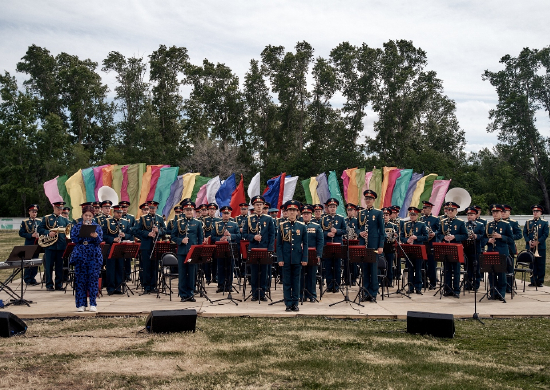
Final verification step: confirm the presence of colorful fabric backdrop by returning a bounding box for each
[44,165,453,219]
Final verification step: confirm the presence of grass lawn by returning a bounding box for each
[0,316,549,389]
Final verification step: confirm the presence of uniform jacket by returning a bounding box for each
[133,214,166,251]
[486,219,513,256]
[436,217,467,243]
[357,207,385,249]
[242,214,275,251]
[399,220,428,245]
[37,213,69,250]
[305,221,324,258]
[523,218,549,251]
[171,217,204,256]
[276,220,308,265]
[320,214,346,244]
[19,217,41,245]
[102,217,134,245]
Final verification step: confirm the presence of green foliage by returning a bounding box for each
[4,42,548,216]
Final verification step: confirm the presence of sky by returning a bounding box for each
[1,0,549,153]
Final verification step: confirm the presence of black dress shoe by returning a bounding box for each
[428,285,436,290]
[251,296,258,301]
[55,288,64,291]
[47,287,55,291]
[309,298,316,303]
[538,283,544,287]
[285,306,292,312]
[291,305,299,312]
[443,291,452,297]
[107,291,114,296]
[189,297,196,302]
[216,288,223,293]
[27,281,40,286]
[415,290,422,294]
[260,296,268,302]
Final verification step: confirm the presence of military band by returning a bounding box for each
[11,187,549,313]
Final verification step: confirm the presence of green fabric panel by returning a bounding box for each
[301,178,312,204]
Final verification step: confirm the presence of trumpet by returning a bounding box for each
[466,221,477,241]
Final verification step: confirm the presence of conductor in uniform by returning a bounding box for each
[357,190,385,302]
[277,200,308,311]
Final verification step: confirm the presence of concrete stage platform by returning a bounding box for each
[2,277,550,319]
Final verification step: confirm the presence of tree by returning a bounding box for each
[149,45,189,165]
[102,52,150,152]
[483,48,550,211]
[261,41,314,176]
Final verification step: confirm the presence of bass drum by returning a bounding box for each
[516,250,534,266]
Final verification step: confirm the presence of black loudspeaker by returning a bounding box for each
[0,312,27,338]
[145,309,197,333]
[406,311,455,338]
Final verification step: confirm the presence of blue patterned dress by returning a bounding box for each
[70,222,104,308]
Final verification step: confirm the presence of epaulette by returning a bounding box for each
[509,218,517,222]
[308,221,320,226]
[457,217,465,222]
[295,221,305,226]
[501,219,510,224]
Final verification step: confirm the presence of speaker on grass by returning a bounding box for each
[0,312,27,338]
[406,311,455,338]
[145,309,197,333]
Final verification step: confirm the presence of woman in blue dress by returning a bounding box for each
[70,205,104,312]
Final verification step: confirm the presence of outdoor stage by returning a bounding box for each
[3,277,550,319]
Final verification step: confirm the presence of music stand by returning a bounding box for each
[212,241,242,305]
[479,252,508,303]
[343,245,378,306]
[185,244,216,303]
[245,248,272,304]
[109,243,140,296]
[432,242,464,299]
[299,248,320,304]
[322,243,343,295]
[152,242,174,291]
[4,245,39,306]
[397,244,428,296]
